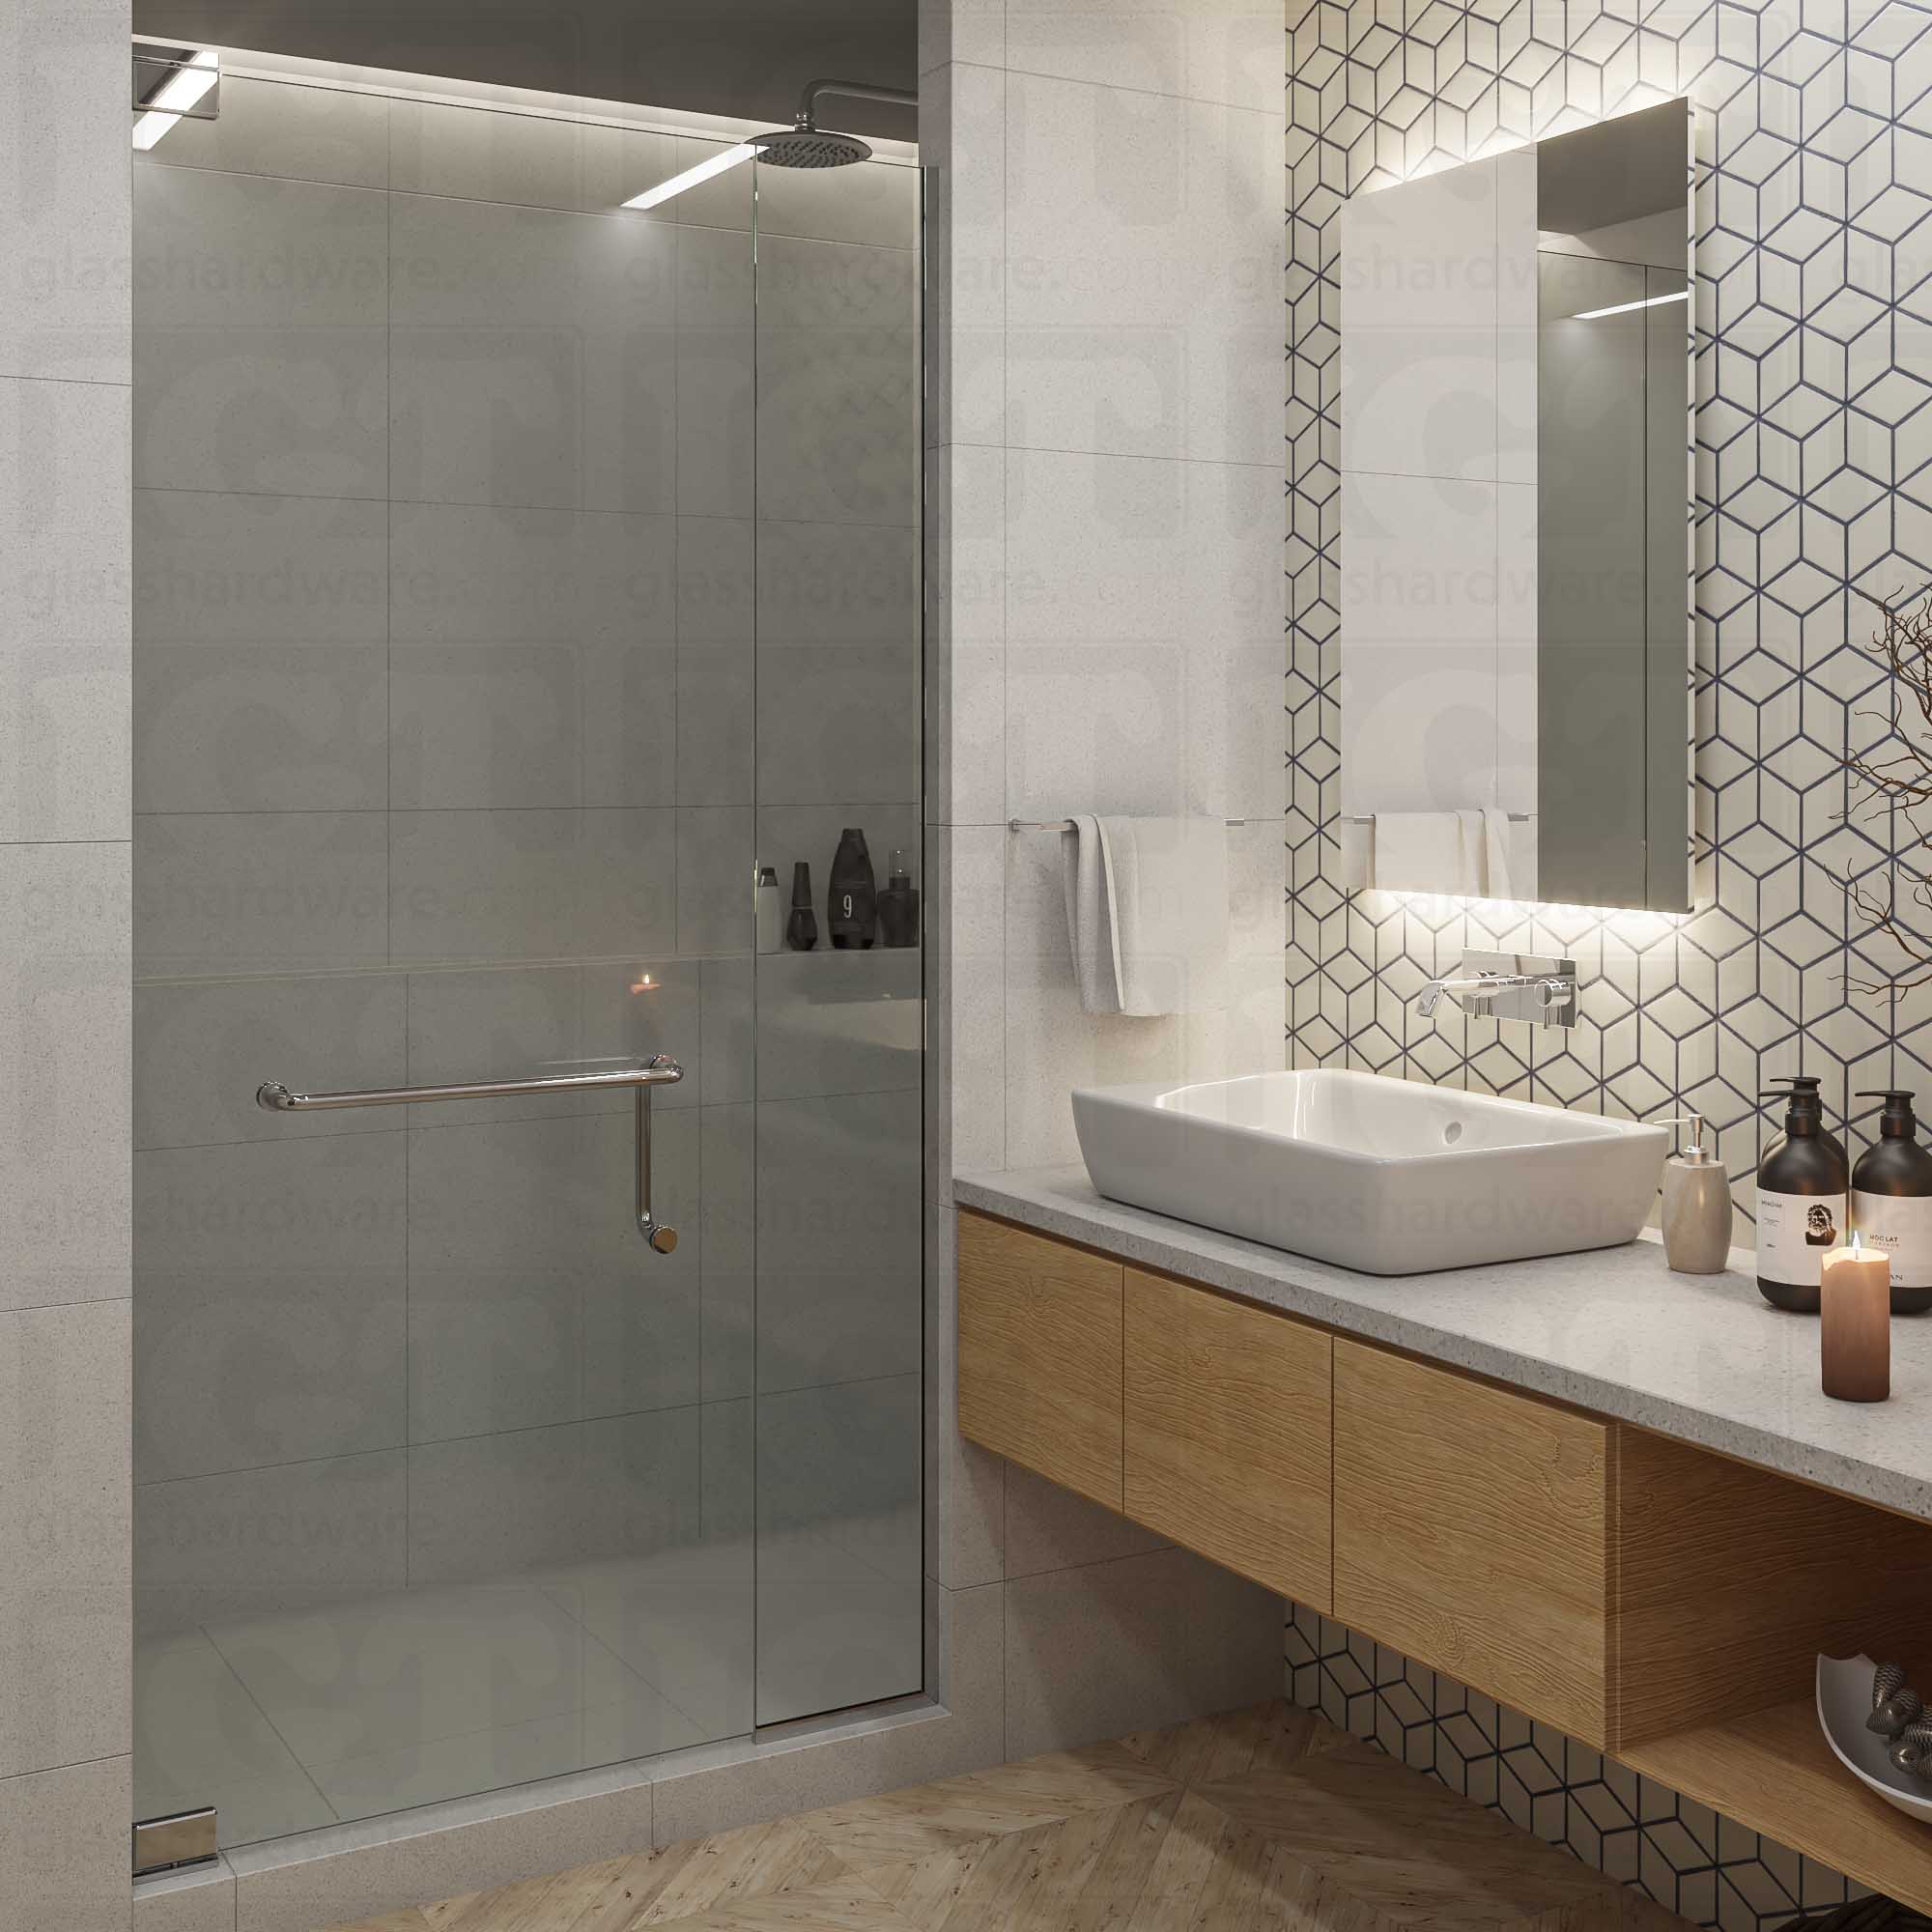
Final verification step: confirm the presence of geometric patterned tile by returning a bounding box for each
[1286,0,1932,1226]
[1284,1602,1866,1932]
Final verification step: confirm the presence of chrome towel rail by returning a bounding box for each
[1009,816,1248,832]
[257,1054,685,1253]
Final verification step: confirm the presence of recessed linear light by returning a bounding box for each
[621,142,759,212]
[1570,288,1691,321]
[132,47,218,150]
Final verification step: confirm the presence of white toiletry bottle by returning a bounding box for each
[754,866,782,954]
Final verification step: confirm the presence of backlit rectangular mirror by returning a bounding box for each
[1336,98,1694,913]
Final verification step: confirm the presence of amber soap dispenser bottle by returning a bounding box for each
[1754,1081,1848,1313]
[1851,1090,1932,1316]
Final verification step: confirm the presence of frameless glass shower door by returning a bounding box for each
[130,58,921,1853]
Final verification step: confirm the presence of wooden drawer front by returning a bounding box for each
[1124,1269,1334,1609]
[1334,1339,1610,1746]
[957,1211,1123,1509]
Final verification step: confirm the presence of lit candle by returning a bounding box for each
[1821,1232,1890,1404]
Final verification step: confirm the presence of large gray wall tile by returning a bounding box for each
[756,1088,922,1393]
[675,227,753,518]
[754,157,921,251]
[699,1103,754,1401]
[134,971,408,1150]
[1004,76,1282,465]
[387,808,676,962]
[0,1754,132,1932]
[134,1135,408,1482]
[136,73,390,188]
[389,194,677,512]
[756,1374,923,1726]
[0,377,130,841]
[0,1300,130,1779]
[675,807,754,956]
[388,99,676,213]
[405,1111,698,1441]
[754,949,922,1100]
[754,236,919,526]
[676,517,754,808]
[1004,447,1283,822]
[134,811,388,978]
[756,520,919,806]
[132,489,387,813]
[1005,0,1286,113]
[135,1450,408,1635]
[133,166,387,497]
[0,841,131,1314]
[0,0,129,384]
[389,501,676,810]
[1002,1546,1284,1758]
[406,1406,701,1586]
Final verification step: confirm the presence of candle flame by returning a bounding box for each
[631,973,657,994]
[1851,1230,1862,1258]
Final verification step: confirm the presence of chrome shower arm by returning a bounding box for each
[793,76,918,126]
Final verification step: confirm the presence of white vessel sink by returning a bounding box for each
[1071,1069,1668,1276]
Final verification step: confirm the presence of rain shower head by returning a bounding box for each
[619,75,915,211]
[750,75,916,170]
[750,125,874,169]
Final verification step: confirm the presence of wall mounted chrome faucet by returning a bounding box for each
[257,1054,685,1251]
[1416,950,1577,1028]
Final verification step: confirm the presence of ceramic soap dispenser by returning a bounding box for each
[1660,1113,1729,1274]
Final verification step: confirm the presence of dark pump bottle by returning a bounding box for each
[877,848,920,949]
[828,828,878,950]
[1754,1080,1849,1313]
[1851,1089,1932,1316]
[1764,1073,1848,1173]
[785,862,818,952]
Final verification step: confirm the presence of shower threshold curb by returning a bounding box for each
[132,1690,981,1932]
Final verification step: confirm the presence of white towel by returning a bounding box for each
[1364,810,1518,898]
[1062,814,1117,1014]
[1062,816,1230,1017]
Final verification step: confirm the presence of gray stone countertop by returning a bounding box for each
[952,1164,1932,1524]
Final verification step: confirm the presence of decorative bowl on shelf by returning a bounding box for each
[1816,1655,1932,1824]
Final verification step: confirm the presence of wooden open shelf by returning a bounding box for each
[1618,1700,1932,1914]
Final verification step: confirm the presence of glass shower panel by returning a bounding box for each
[129,74,775,1849]
[748,153,923,1726]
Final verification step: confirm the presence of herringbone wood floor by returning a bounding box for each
[326,1701,1691,1932]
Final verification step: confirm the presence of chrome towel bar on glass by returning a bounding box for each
[1009,816,1248,832]
[257,1054,684,1253]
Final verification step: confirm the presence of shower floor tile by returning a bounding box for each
[306,1688,705,1823]
[536,1538,756,1743]
[134,1631,335,1845]
[204,1581,683,1770]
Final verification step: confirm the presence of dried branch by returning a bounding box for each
[1844,591,1932,997]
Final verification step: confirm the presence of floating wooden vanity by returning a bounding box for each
[956,1208,1932,1910]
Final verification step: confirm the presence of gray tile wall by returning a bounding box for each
[921,0,1293,1760]
[0,0,134,1925]
[130,69,925,1795]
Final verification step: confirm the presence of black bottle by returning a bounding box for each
[785,861,818,952]
[877,848,920,949]
[1851,1089,1932,1316]
[827,828,877,950]
[1754,1081,1849,1313]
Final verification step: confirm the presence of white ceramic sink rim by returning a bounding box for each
[1071,1068,1669,1276]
